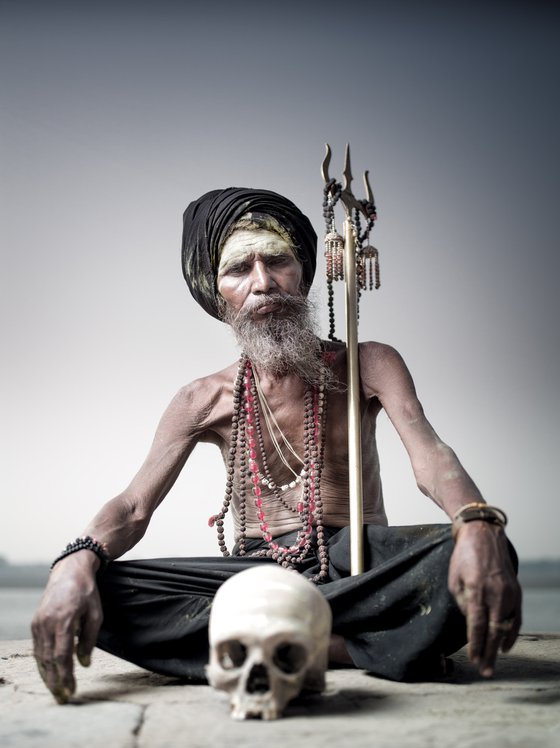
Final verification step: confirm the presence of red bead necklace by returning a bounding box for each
[209,357,329,582]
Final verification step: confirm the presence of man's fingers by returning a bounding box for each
[33,618,76,703]
[450,581,467,617]
[501,589,522,653]
[31,616,49,689]
[453,584,490,667]
[480,612,521,675]
[501,613,521,653]
[479,622,506,677]
[465,600,488,666]
[32,622,60,696]
[53,628,77,699]
[33,651,52,694]
[76,601,103,668]
[39,645,68,702]
[35,658,72,705]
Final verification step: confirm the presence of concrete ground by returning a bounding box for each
[1,635,559,748]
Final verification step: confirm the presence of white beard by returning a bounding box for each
[222,293,336,390]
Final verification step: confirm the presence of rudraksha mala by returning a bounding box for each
[209,357,329,583]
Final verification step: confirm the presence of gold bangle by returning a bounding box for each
[451,503,507,540]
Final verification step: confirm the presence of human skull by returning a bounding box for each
[206,564,332,720]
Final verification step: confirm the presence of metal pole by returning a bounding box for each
[343,214,364,575]
[322,143,377,576]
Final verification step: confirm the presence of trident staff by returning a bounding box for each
[321,144,380,575]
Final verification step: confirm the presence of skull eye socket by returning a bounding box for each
[273,642,308,674]
[217,640,247,670]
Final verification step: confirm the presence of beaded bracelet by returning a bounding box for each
[51,535,109,570]
[451,502,508,540]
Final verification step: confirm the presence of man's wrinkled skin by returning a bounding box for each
[32,553,102,703]
[449,522,520,677]
[32,230,522,703]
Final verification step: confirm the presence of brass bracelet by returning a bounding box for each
[451,502,508,540]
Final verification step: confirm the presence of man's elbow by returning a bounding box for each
[415,480,432,498]
[412,444,458,496]
[111,493,153,536]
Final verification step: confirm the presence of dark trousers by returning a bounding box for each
[96,524,469,682]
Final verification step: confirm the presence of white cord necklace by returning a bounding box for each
[252,367,305,491]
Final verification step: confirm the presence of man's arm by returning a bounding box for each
[32,380,215,703]
[360,342,522,676]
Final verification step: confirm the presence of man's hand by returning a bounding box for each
[448,521,522,677]
[31,552,103,703]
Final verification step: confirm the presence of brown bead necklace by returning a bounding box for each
[209,357,329,582]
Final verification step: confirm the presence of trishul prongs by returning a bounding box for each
[321,143,376,219]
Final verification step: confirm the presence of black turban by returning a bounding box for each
[181,187,317,320]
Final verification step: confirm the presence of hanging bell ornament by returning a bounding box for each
[324,231,344,282]
[356,253,366,291]
[360,245,380,290]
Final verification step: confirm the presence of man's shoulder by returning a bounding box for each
[357,342,411,393]
[359,340,403,361]
[181,359,239,392]
[320,339,405,372]
[322,339,401,356]
[171,360,240,413]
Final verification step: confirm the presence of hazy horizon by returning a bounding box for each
[2,1,558,563]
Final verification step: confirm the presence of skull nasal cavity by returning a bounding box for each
[247,663,270,694]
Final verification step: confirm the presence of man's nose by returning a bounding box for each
[250,261,275,293]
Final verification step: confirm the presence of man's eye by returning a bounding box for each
[226,264,248,275]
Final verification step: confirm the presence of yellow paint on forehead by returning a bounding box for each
[217,229,298,277]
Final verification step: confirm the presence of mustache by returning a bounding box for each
[236,293,304,318]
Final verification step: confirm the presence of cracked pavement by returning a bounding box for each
[1,635,559,747]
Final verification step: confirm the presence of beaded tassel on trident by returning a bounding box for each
[209,357,329,583]
[323,181,344,342]
[322,177,380,342]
